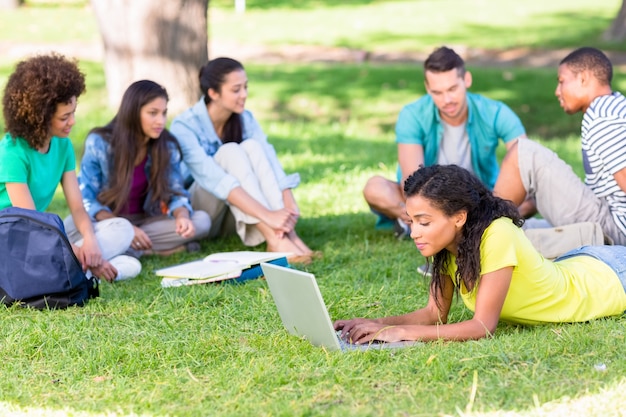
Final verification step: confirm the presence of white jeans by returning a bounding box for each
[64,216,134,260]
[65,211,211,253]
[191,140,285,246]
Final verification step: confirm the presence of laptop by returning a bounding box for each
[261,263,421,351]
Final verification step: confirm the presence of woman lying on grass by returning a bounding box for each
[335,164,626,343]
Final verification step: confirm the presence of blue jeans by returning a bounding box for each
[555,245,626,292]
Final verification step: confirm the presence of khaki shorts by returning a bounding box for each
[517,138,626,245]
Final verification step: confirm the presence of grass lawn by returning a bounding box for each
[209,0,624,53]
[0,0,623,52]
[1,1,626,416]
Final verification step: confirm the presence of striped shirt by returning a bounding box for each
[581,91,626,236]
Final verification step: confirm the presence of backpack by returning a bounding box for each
[0,207,99,309]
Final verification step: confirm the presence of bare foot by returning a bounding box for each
[256,222,315,261]
[287,231,313,255]
[266,234,304,256]
[287,254,313,265]
[277,233,321,265]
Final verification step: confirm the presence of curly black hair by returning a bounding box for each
[2,53,85,150]
[560,47,612,87]
[404,165,524,308]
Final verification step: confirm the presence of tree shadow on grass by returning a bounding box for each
[413,11,618,52]
[212,3,623,54]
[269,133,396,184]
[247,63,595,160]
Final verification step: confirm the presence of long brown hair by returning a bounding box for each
[93,80,181,215]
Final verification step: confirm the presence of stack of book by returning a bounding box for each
[156,251,291,288]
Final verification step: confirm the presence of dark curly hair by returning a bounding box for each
[404,165,523,308]
[560,47,612,87]
[2,53,86,150]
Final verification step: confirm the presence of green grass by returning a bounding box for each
[0,2,98,44]
[2,1,626,416]
[209,0,624,52]
[0,0,623,52]
[2,59,625,416]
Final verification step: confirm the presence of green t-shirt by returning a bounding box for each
[446,217,626,325]
[0,133,76,211]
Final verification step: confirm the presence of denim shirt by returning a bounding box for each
[170,98,300,200]
[78,132,192,220]
[395,92,525,189]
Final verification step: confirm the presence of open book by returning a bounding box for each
[156,251,292,288]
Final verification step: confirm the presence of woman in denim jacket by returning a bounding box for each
[170,58,315,264]
[66,80,210,257]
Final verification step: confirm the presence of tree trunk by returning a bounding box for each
[0,0,23,9]
[603,0,626,41]
[90,0,209,114]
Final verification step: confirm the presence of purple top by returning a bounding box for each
[120,156,148,215]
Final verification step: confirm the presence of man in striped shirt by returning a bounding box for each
[494,47,626,246]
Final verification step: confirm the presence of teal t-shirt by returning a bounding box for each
[395,92,525,189]
[0,133,76,211]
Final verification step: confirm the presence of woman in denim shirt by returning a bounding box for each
[66,80,210,257]
[171,58,315,264]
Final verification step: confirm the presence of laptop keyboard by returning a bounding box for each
[335,331,421,350]
[336,331,382,350]
[336,332,355,349]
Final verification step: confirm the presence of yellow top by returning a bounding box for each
[446,218,626,325]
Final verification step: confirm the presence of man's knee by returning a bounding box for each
[363,175,401,207]
[363,175,387,202]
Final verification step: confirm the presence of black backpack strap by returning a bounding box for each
[87,277,100,299]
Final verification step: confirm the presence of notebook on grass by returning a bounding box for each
[157,251,291,288]
[261,263,420,351]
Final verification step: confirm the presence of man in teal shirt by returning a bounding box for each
[363,46,527,238]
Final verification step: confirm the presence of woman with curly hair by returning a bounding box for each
[65,80,210,256]
[335,164,626,343]
[0,53,140,282]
